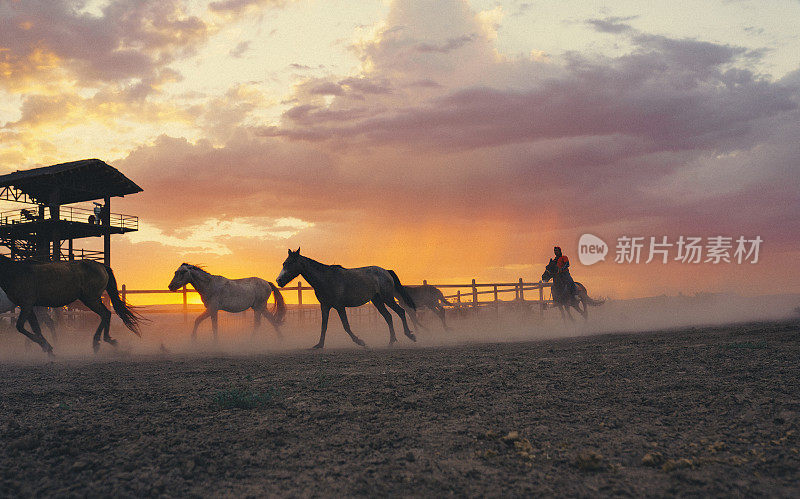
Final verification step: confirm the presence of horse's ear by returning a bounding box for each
[295,247,300,254]
[287,249,292,255]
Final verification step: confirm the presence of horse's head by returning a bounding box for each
[168,263,193,291]
[276,248,302,287]
[541,258,557,282]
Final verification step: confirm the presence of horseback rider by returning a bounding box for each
[553,246,577,297]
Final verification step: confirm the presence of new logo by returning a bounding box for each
[578,234,608,265]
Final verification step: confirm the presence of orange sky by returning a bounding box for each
[1,0,799,302]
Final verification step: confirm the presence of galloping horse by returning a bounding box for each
[541,258,604,321]
[276,248,417,349]
[398,284,452,331]
[168,263,285,340]
[0,255,143,355]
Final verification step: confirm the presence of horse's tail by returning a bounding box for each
[267,282,286,324]
[435,287,453,306]
[104,266,146,336]
[388,270,416,309]
[576,283,605,307]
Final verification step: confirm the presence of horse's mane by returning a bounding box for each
[182,263,210,275]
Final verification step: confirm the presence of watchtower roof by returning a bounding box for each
[0,159,142,205]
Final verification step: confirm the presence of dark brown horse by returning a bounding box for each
[276,249,416,349]
[0,256,143,355]
[541,258,604,321]
[398,284,452,330]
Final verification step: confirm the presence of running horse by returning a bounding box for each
[398,284,452,331]
[541,258,604,321]
[0,255,143,355]
[276,248,417,349]
[168,263,286,340]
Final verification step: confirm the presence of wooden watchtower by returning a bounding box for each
[0,159,142,265]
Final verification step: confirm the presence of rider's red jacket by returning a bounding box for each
[556,255,570,272]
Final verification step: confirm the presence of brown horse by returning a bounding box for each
[0,256,143,355]
[398,284,452,330]
[276,248,416,349]
[541,258,604,321]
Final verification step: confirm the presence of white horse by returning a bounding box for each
[168,263,286,340]
[0,285,57,343]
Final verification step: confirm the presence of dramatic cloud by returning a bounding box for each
[0,0,208,90]
[3,0,799,297]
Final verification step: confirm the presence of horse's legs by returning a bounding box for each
[384,297,415,341]
[256,304,283,339]
[336,308,365,347]
[575,300,588,320]
[81,297,113,352]
[406,306,426,331]
[210,311,219,341]
[371,297,397,345]
[565,306,575,322]
[16,306,53,355]
[558,305,567,322]
[34,308,57,343]
[312,305,331,349]
[434,305,450,330]
[192,309,210,340]
[252,307,261,336]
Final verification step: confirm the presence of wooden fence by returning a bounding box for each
[119,279,554,325]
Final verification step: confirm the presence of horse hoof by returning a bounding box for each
[92,343,100,354]
[106,338,118,347]
[310,343,324,350]
[406,333,417,342]
[355,338,366,347]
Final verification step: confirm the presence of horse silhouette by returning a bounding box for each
[541,258,604,321]
[0,255,142,355]
[276,248,416,349]
[398,284,452,331]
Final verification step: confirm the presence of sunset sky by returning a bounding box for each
[1,0,799,302]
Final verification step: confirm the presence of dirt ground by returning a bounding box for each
[1,320,799,497]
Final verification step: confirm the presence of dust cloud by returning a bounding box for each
[0,292,798,362]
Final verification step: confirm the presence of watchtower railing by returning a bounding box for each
[0,206,138,231]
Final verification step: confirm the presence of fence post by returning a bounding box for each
[456,289,461,309]
[519,278,525,301]
[121,284,126,304]
[472,279,478,309]
[182,284,188,324]
[538,282,544,317]
[296,282,302,324]
[493,284,499,317]
[423,279,427,285]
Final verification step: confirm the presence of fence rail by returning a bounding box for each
[119,279,553,324]
[0,206,138,231]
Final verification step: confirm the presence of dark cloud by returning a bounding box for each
[586,16,638,34]
[337,77,392,95]
[308,81,344,96]
[415,34,478,53]
[0,0,209,87]
[209,0,286,14]
[229,41,251,58]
